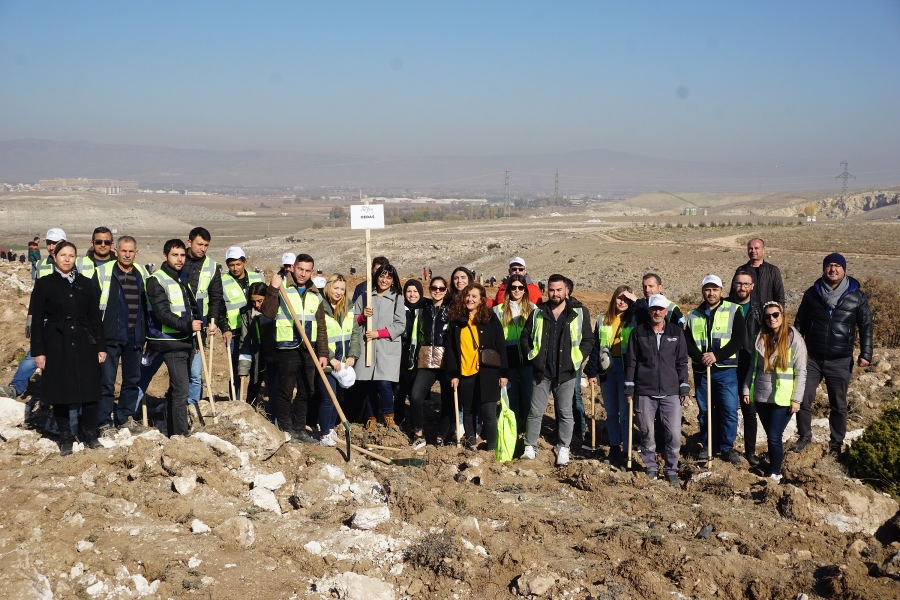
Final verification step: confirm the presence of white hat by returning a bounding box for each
[225,246,245,261]
[313,276,327,289]
[333,364,357,389]
[598,347,612,372]
[509,256,526,267]
[281,252,296,266]
[648,294,669,309]
[45,228,66,242]
[701,274,723,289]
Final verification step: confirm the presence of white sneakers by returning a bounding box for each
[769,474,783,483]
[522,445,536,460]
[320,430,338,447]
[556,445,570,466]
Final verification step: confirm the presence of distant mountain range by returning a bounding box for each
[1,138,897,196]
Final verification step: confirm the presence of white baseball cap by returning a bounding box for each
[333,364,357,389]
[313,276,327,289]
[648,294,669,309]
[281,252,296,266]
[45,228,66,242]
[509,257,526,268]
[225,246,245,261]
[701,274,723,289]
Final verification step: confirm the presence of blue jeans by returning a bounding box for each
[188,350,203,404]
[756,402,793,476]
[30,262,37,280]
[316,373,340,434]
[505,363,533,433]
[100,333,142,427]
[600,357,629,448]
[695,368,739,454]
[363,380,395,419]
[11,350,37,396]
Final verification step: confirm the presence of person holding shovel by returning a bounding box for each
[624,294,691,487]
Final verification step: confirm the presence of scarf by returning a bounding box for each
[55,267,76,283]
[818,276,850,311]
[403,279,425,312]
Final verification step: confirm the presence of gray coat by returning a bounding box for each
[350,289,406,382]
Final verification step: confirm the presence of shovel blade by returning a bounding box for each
[342,421,352,462]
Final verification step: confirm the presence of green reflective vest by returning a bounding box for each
[192,256,218,317]
[324,308,355,362]
[526,306,585,370]
[687,300,739,368]
[222,271,265,330]
[596,314,636,360]
[749,346,795,406]
[36,258,55,279]
[97,261,149,316]
[75,256,97,278]
[275,286,320,348]
[146,269,189,341]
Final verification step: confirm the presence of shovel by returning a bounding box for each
[279,285,352,461]
[453,385,462,448]
[351,443,425,467]
[627,396,633,470]
[706,365,713,467]
[582,382,600,452]
[195,327,217,424]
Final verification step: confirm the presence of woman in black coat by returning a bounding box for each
[30,241,107,455]
[446,283,508,452]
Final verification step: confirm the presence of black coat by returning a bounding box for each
[445,311,509,405]
[623,322,690,398]
[30,271,106,405]
[794,276,873,362]
[146,263,200,353]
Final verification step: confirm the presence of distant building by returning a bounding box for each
[37,178,139,192]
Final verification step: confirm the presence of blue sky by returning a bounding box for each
[1,1,898,162]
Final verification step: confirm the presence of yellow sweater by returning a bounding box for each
[460,315,480,376]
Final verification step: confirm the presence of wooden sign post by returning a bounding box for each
[350,200,385,367]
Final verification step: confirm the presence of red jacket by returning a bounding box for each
[494,281,542,305]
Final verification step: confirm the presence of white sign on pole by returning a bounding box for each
[350,204,386,230]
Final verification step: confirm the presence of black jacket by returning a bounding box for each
[445,311,509,405]
[623,322,690,398]
[146,263,200,353]
[182,253,227,331]
[794,276,873,362]
[742,260,785,306]
[520,298,594,384]
[93,263,148,347]
[727,295,762,381]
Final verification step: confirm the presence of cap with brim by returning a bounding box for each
[701,274,723,289]
[334,365,357,389]
[225,246,245,261]
[509,257,526,267]
[281,252,296,266]
[313,276,327,289]
[648,294,669,309]
[45,228,66,242]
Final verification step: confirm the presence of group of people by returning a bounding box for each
[1,230,873,487]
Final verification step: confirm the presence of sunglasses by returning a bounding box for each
[430,286,446,292]
[765,312,781,320]
[93,239,113,246]
[509,285,525,291]
[509,267,525,272]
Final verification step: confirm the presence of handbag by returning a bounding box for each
[416,345,445,369]
[468,325,502,369]
[495,387,516,463]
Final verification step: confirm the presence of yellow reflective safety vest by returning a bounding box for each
[324,308,355,362]
[75,256,98,279]
[36,258,55,279]
[146,269,190,341]
[749,346,795,406]
[493,303,535,363]
[275,286,320,349]
[687,301,739,369]
[192,256,218,317]
[596,314,636,359]
[222,271,265,330]
[526,306,586,370]
[97,261,149,316]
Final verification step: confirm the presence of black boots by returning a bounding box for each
[59,431,74,456]
[83,430,103,450]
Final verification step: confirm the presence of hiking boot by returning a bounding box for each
[745,453,761,468]
[667,475,680,489]
[365,417,378,433]
[696,445,710,460]
[724,449,743,466]
[0,384,18,399]
[467,436,478,451]
[829,446,843,459]
[607,445,622,464]
[119,417,149,434]
[59,431,74,456]
[290,429,318,445]
[98,424,117,439]
[83,429,103,450]
[555,445,570,466]
[646,471,659,480]
[791,437,811,453]
[384,414,400,430]
[522,445,536,460]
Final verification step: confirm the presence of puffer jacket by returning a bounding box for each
[409,302,451,368]
[794,276,873,362]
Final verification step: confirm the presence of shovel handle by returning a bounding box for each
[627,397,633,469]
[706,365,713,466]
[350,443,392,464]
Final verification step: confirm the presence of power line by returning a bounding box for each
[554,169,559,205]
[836,161,855,201]
[504,166,510,217]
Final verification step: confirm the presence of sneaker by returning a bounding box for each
[646,471,659,480]
[291,430,318,445]
[98,424,117,439]
[791,437,811,452]
[696,446,710,460]
[556,445,570,466]
[769,474,783,483]
[745,453,761,468]
[522,445,536,460]
[319,434,337,447]
[0,384,18,398]
[667,475,680,488]
[326,429,341,443]
[411,437,426,451]
[829,446,843,459]
[724,449,743,466]
[119,417,149,434]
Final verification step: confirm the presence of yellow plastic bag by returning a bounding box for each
[496,387,517,463]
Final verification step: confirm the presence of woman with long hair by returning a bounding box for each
[446,283,508,451]
[741,301,807,482]
[30,241,107,455]
[407,276,453,448]
[350,264,406,431]
[493,273,535,432]
[586,284,637,463]
[448,266,474,306]
[315,274,360,445]
[396,278,426,430]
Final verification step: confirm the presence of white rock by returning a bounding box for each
[250,487,281,514]
[475,545,488,557]
[317,572,395,600]
[187,555,202,568]
[304,540,323,555]
[192,432,250,469]
[75,540,94,552]
[85,580,104,596]
[351,506,390,530]
[253,471,286,491]
[172,475,197,495]
[320,463,348,483]
[0,396,24,427]
[131,574,160,596]
[70,563,84,578]
[517,569,558,597]
[716,532,736,541]
[191,519,210,534]
[214,516,255,548]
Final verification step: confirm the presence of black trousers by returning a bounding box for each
[408,368,451,435]
[274,347,315,432]
[737,354,758,455]
[395,366,416,426]
[54,403,98,436]
[798,355,853,449]
[458,374,498,450]
[163,349,191,437]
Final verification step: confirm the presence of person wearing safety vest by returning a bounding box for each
[145,239,202,437]
[493,273,536,434]
[75,226,116,280]
[259,252,321,444]
[221,246,265,401]
[585,284,638,465]
[0,228,68,401]
[686,274,746,466]
[727,267,764,468]
[741,301,808,482]
[182,227,228,406]
[93,235,150,434]
[634,273,685,327]
[519,274,594,467]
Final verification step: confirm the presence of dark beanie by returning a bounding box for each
[823,252,847,270]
